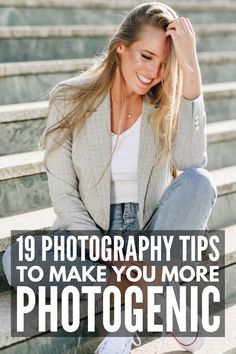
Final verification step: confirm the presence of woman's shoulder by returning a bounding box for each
[50,73,90,99]
[59,73,90,87]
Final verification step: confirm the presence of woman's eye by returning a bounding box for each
[141,54,151,60]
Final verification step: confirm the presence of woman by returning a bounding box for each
[3,2,217,353]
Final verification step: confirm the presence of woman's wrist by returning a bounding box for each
[181,64,202,100]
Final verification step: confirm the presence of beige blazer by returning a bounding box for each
[44,77,207,232]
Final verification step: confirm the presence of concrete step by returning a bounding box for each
[207,119,236,170]
[0,24,236,62]
[0,53,236,104]
[0,1,236,26]
[0,207,56,253]
[0,150,50,217]
[0,81,236,155]
[208,165,236,229]
[0,101,47,155]
[0,148,235,223]
[204,82,236,122]
[0,58,94,105]
[199,51,236,84]
[0,207,56,293]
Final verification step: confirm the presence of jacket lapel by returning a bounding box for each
[85,93,111,227]
[137,101,156,227]
[86,92,156,230]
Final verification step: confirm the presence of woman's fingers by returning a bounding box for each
[166,17,194,37]
[185,17,196,37]
[179,17,189,34]
[165,17,198,72]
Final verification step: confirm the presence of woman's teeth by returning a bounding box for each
[137,73,152,84]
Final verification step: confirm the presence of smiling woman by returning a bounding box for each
[115,26,169,94]
[110,25,171,135]
[2,2,217,354]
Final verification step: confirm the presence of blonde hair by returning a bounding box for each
[39,1,182,185]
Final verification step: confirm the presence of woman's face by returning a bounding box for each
[116,25,170,96]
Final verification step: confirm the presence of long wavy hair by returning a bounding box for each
[39,2,182,185]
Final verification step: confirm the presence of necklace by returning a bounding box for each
[110,95,142,119]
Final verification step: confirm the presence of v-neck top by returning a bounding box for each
[110,114,142,204]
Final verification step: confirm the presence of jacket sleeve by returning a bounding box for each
[43,97,102,232]
[171,94,207,170]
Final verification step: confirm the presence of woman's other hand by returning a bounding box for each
[166,17,199,73]
[166,17,202,100]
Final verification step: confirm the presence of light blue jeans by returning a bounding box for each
[2,167,217,297]
[109,166,217,231]
[107,167,217,336]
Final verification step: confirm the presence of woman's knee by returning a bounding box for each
[179,167,217,204]
[2,240,23,287]
[2,245,14,286]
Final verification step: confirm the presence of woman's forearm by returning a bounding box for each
[181,63,202,100]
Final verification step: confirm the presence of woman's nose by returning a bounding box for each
[148,61,163,79]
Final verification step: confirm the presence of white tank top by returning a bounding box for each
[110,115,141,204]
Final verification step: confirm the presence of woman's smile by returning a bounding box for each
[136,73,153,85]
[115,26,169,96]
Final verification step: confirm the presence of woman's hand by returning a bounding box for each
[166,17,202,100]
[166,17,199,73]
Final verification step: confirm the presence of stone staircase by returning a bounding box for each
[0,1,236,353]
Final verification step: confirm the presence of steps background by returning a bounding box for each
[0,1,235,353]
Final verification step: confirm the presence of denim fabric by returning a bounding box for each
[109,202,140,232]
[105,167,218,335]
[109,167,217,233]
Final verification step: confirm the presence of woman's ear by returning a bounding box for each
[116,44,124,54]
